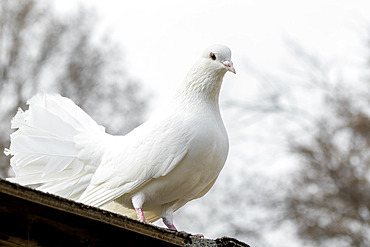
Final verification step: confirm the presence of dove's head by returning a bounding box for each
[201,44,236,74]
[177,44,235,102]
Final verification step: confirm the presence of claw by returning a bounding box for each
[193,234,204,238]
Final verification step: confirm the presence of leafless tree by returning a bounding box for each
[284,88,370,246]
[237,40,370,246]
[0,0,146,177]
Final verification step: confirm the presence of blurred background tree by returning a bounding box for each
[246,40,370,246]
[285,92,370,246]
[252,40,370,247]
[0,0,146,178]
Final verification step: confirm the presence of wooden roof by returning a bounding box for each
[0,179,249,246]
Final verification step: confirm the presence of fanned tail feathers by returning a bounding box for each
[6,94,106,200]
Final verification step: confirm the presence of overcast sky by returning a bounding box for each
[54,0,370,110]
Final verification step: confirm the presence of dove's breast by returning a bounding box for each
[186,112,229,174]
[137,108,229,211]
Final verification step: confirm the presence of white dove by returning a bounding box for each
[5,44,235,230]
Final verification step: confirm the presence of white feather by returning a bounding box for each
[6,93,106,196]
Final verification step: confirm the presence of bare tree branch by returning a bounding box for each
[0,0,147,177]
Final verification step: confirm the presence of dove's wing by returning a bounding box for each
[78,113,190,207]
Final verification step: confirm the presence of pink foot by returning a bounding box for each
[135,208,147,223]
[163,218,177,230]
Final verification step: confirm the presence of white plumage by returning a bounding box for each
[5,44,235,230]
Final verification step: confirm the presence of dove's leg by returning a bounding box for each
[162,210,177,230]
[135,208,147,222]
[132,193,147,222]
[163,218,177,230]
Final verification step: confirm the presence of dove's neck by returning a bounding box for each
[174,62,226,109]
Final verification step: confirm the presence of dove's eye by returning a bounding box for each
[210,53,216,61]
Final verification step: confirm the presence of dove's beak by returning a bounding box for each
[222,60,236,74]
